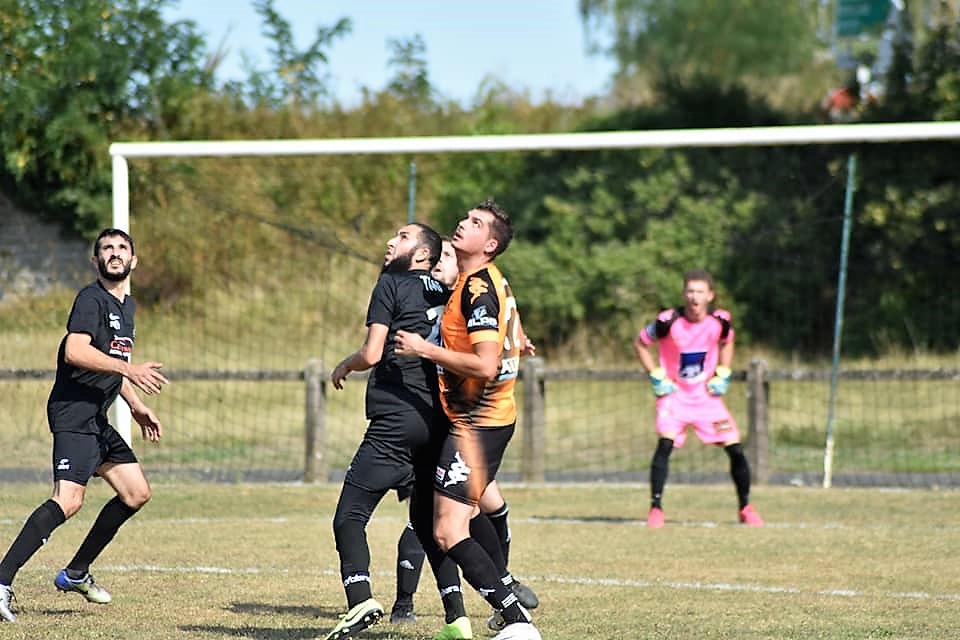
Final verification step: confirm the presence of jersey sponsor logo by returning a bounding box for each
[419,274,447,293]
[467,305,498,330]
[679,351,707,381]
[443,451,471,487]
[57,458,70,470]
[109,336,134,361]
[498,355,520,380]
[108,312,121,330]
[467,276,488,303]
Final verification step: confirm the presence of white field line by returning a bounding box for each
[21,564,946,602]
[6,514,960,602]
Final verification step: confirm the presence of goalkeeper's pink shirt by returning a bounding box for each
[639,308,738,445]
[638,308,734,402]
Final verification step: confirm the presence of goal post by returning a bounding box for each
[109,120,960,483]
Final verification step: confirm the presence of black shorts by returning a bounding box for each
[52,427,138,485]
[344,437,415,494]
[434,422,515,506]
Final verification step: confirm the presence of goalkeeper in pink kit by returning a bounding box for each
[633,269,763,528]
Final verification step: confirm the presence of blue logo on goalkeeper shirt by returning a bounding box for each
[679,351,707,380]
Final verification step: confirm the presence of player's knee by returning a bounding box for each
[126,486,151,509]
[55,495,84,519]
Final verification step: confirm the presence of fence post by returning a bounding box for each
[746,358,769,484]
[304,359,326,483]
[521,356,546,483]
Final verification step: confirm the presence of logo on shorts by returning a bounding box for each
[714,420,733,432]
[57,458,70,471]
[443,451,471,487]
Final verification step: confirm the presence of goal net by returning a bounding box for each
[2,122,959,485]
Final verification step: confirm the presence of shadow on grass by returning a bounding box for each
[227,602,327,618]
[180,625,319,639]
[532,514,640,524]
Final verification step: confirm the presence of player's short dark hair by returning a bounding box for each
[475,198,513,257]
[684,268,714,290]
[94,228,135,256]
[412,223,442,270]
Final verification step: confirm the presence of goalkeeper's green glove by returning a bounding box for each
[707,365,732,396]
[649,367,678,397]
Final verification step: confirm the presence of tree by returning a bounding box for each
[240,0,351,107]
[386,34,433,106]
[0,0,212,233]
[579,0,821,89]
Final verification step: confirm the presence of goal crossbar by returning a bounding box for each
[109,121,960,159]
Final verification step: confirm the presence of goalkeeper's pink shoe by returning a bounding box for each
[739,504,764,527]
[647,507,665,529]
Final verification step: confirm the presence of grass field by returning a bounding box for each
[0,482,958,639]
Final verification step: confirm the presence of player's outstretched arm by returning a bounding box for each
[331,323,388,390]
[64,333,168,394]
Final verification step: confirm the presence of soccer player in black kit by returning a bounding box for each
[324,222,454,640]
[0,228,168,623]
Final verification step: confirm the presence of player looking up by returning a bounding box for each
[0,228,168,623]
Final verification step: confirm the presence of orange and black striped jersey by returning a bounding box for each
[438,262,521,427]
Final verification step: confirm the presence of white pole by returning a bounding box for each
[111,154,133,445]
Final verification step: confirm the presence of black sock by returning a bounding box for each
[332,484,382,608]
[395,522,425,605]
[485,503,511,567]
[470,512,507,575]
[446,538,526,624]
[650,438,674,508]
[67,496,137,577]
[726,443,752,509]
[0,499,67,585]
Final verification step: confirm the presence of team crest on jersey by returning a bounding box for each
[108,312,121,330]
[467,276,488,303]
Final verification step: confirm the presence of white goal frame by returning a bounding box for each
[110,120,960,483]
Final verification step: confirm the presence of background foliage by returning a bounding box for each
[2,0,960,359]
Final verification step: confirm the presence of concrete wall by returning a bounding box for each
[0,195,88,303]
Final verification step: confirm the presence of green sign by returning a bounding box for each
[836,0,891,37]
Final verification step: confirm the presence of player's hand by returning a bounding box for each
[394,330,426,358]
[519,335,536,357]
[126,361,168,395]
[707,365,732,396]
[330,360,351,390]
[649,367,678,397]
[132,405,163,442]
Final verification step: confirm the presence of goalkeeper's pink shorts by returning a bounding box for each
[654,393,739,448]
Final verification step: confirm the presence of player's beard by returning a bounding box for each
[97,256,132,282]
[384,251,413,274]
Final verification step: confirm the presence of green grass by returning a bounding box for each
[0,482,958,639]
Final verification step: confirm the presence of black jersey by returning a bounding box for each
[364,269,449,426]
[47,281,136,434]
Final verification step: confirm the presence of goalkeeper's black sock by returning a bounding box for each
[650,438,674,508]
[725,443,752,509]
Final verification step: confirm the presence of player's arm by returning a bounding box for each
[633,337,658,373]
[516,315,535,356]
[64,332,167,395]
[330,323,388,390]
[394,330,500,379]
[120,378,163,442]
